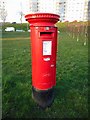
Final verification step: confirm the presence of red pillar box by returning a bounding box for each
[25,13,60,108]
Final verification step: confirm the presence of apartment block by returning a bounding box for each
[26,0,89,22]
[27,0,66,21]
[65,0,89,22]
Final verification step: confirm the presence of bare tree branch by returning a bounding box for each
[0,1,7,23]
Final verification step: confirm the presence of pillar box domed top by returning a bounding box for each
[25,13,60,26]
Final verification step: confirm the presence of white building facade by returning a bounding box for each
[65,0,89,22]
[27,0,66,21]
[25,0,89,22]
[83,0,89,21]
[59,0,66,21]
[38,0,61,15]
[29,0,38,13]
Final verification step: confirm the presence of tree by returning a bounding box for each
[19,11,24,24]
[18,2,24,24]
[0,1,7,23]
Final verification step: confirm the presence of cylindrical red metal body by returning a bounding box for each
[25,13,60,108]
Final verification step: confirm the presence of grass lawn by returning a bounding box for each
[2,31,88,118]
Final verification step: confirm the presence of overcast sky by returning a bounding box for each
[1,0,29,23]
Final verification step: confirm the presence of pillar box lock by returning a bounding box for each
[25,13,60,108]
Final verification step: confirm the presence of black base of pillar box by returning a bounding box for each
[32,87,55,109]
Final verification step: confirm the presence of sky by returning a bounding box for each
[0,0,29,23]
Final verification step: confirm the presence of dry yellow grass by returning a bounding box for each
[2,37,30,40]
